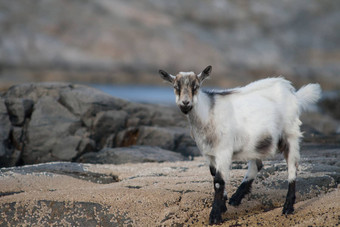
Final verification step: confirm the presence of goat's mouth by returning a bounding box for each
[179,105,193,114]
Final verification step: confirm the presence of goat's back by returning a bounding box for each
[212,77,304,159]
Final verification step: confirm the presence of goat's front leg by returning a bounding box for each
[209,169,227,225]
[209,156,231,225]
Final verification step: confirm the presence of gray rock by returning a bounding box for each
[23,96,81,164]
[134,126,179,150]
[115,126,192,153]
[78,146,188,164]
[8,127,24,166]
[0,98,13,167]
[319,92,340,120]
[301,111,340,135]
[58,85,128,127]
[92,110,127,148]
[0,162,119,184]
[4,82,72,102]
[124,102,186,128]
[51,136,82,160]
[77,137,96,156]
[4,98,34,126]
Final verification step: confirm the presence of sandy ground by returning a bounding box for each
[0,157,339,226]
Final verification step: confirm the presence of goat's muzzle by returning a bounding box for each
[179,104,193,114]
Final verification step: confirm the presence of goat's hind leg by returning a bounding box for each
[281,135,300,215]
[229,159,263,206]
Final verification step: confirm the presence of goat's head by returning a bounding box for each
[158,65,212,114]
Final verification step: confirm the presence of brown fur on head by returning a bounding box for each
[158,66,212,114]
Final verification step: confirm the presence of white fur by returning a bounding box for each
[243,160,260,182]
[188,77,321,183]
[296,83,321,111]
[179,72,195,76]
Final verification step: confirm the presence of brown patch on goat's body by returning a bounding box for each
[255,135,273,154]
[278,135,290,160]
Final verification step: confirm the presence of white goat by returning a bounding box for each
[159,66,321,225]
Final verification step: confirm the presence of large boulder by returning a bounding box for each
[0,82,192,167]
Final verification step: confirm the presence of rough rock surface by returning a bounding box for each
[0,82,195,167]
[0,144,339,226]
[78,146,188,164]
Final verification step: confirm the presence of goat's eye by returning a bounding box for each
[193,85,199,91]
[174,85,179,90]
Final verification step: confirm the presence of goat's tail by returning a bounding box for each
[296,83,322,111]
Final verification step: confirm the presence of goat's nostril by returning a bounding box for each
[182,101,190,106]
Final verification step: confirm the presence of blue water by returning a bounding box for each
[91,84,176,105]
[91,84,337,106]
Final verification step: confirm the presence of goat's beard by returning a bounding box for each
[179,105,193,114]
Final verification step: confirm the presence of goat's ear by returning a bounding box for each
[198,65,212,83]
[159,69,175,84]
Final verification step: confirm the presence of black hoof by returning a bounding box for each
[282,193,295,215]
[282,181,296,215]
[229,180,254,207]
[209,212,223,225]
[209,201,226,225]
[282,206,294,215]
[228,195,241,207]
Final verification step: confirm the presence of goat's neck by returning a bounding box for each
[188,91,211,128]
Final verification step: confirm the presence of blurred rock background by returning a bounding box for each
[0,0,339,89]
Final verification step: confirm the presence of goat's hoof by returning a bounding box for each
[228,196,241,207]
[209,212,223,225]
[209,204,225,225]
[282,199,295,215]
[282,207,294,215]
